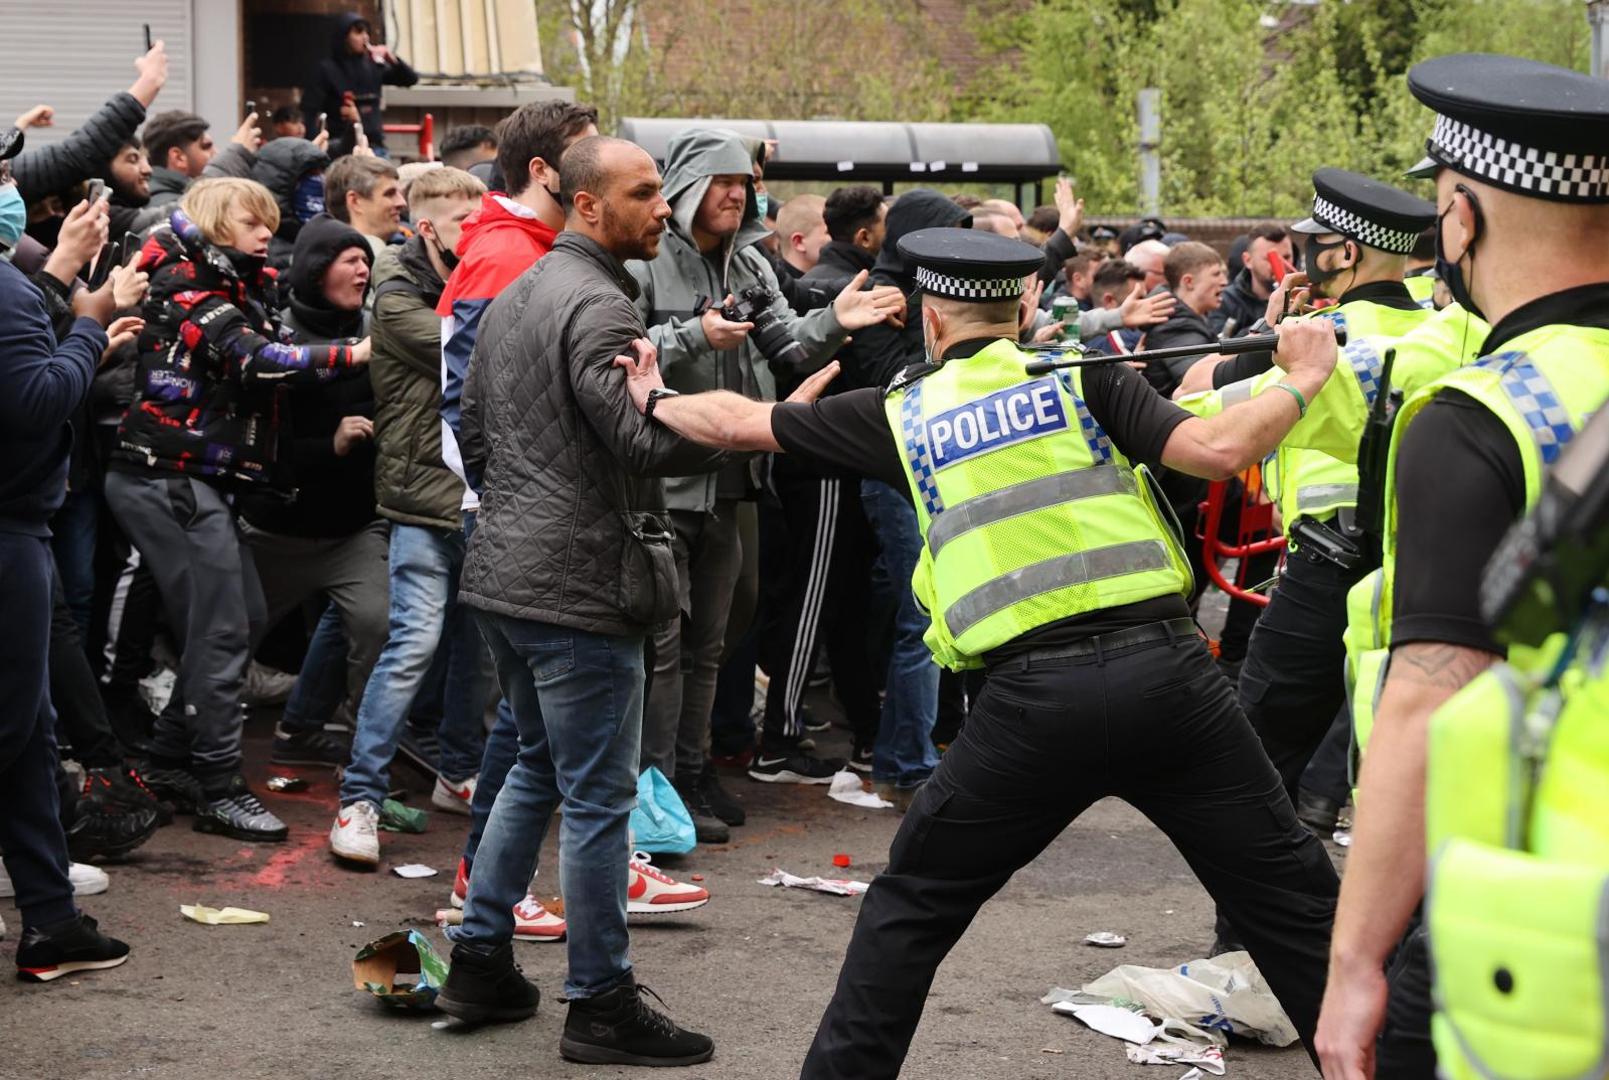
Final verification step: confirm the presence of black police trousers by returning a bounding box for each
[798,628,1339,1079]
[1237,551,1372,801]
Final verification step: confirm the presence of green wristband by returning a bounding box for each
[1270,381,1308,418]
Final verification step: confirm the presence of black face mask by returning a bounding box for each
[428,233,459,272]
[1434,185,1483,321]
[1303,236,1353,298]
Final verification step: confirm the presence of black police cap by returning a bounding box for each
[897,227,1044,303]
[1290,167,1435,254]
[1406,53,1609,203]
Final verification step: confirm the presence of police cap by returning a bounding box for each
[898,227,1044,303]
[1290,167,1435,255]
[1406,53,1609,204]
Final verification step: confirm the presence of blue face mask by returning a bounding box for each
[0,184,26,249]
[754,191,768,220]
[293,173,326,224]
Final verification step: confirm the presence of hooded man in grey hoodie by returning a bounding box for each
[626,128,903,838]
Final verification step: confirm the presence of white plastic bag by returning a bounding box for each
[1080,951,1297,1047]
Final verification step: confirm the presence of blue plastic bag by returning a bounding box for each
[629,766,696,855]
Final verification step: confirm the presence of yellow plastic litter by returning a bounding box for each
[179,904,270,925]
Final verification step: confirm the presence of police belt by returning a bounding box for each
[996,617,1202,671]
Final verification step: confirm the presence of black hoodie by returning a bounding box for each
[836,189,972,392]
[280,213,372,342]
[252,137,332,271]
[302,13,418,157]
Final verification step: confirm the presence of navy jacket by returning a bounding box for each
[0,259,106,535]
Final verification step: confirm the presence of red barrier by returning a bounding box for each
[382,112,435,161]
[1196,466,1285,607]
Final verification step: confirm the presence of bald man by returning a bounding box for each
[1126,239,1171,295]
[776,194,829,277]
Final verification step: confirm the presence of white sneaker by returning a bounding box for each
[513,894,567,942]
[0,861,109,898]
[329,800,380,865]
[627,852,710,915]
[431,774,477,816]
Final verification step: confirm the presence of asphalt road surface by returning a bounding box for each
[3,693,1329,1080]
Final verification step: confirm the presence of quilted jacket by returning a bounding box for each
[458,232,727,635]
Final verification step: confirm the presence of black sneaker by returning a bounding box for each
[672,779,730,845]
[138,764,206,815]
[847,744,874,774]
[66,803,159,861]
[561,981,714,1066]
[194,775,288,842]
[435,941,540,1024]
[83,765,172,826]
[748,751,841,785]
[16,914,130,983]
[271,725,348,767]
[698,764,745,827]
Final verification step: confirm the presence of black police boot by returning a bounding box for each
[435,941,539,1024]
[561,980,714,1066]
[1295,790,1342,835]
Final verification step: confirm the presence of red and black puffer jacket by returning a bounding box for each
[114,208,360,489]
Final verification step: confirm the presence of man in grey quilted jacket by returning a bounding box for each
[437,136,730,1065]
[626,129,904,835]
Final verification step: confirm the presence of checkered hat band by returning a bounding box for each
[1429,113,1609,203]
[1310,195,1417,254]
[915,266,1025,301]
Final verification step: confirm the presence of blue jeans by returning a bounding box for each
[339,524,490,808]
[49,486,98,644]
[282,604,345,733]
[860,480,939,789]
[447,613,643,999]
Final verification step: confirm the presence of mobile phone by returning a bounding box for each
[246,98,257,117]
[143,23,152,50]
[86,177,107,205]
[316,113,327,136]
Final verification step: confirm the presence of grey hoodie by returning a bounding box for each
[626,127,847,513]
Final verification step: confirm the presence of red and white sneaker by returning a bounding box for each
[450,857,469,909]
[512,894,567,942]
[627,852,710,915]
[431,774,477,816]
[450,859,566,942]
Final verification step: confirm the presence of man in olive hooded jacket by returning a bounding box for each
[625,128,903,834]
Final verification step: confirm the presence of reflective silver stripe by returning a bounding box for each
[1221,379,1256,407]
[926,465,1137,557]
[1297,482,1358,508]
[943,539,1173,640]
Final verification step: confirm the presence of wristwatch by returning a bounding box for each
[645,387,681,422]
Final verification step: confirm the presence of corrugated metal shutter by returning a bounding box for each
[0,0,192,147]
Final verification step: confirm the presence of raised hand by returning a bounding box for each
[1119,283,1175,328]
[832,270,905,332]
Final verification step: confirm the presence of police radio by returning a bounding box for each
[1481,405,1609,648]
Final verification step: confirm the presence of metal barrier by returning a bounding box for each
[1196,465,1285,607]
[382,113,435,161]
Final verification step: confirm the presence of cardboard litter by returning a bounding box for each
[352,930,448,1010]
[180,904,270,925]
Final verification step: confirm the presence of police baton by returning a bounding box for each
[1021,324,1345,376]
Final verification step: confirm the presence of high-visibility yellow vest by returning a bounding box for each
[1176,295,1431,540]
[1405,272,1437,310]
[1426,607,1609,1080]
[883,337,1193,671]
[1350,324,1609,777]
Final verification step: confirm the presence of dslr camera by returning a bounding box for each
[698,285,807,370]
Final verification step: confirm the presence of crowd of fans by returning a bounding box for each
[0,17,1358,982]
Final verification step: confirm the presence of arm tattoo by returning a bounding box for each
[1392,642,1498,691]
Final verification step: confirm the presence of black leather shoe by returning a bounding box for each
[1295,790,1342,835]
[697,764,745,827]
[435,942,539,1024]
[561,980,714,1066]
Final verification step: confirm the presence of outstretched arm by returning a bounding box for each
[614,337,840,451]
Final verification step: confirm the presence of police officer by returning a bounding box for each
[1311,53,1609,1079]
[612,227,1345,1076]
[1179,169,1437,840]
